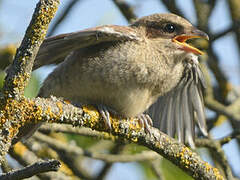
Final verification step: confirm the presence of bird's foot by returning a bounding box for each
[137,114,153,134]
[97,104,112,130]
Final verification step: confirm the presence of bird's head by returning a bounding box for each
[131,13,208,60]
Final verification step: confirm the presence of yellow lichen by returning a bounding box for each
[82,105,101,128]
[13,142,28,157]
[0,97,44,143]
[56,101,63,115]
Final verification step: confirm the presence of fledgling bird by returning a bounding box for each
[16,13,209,147]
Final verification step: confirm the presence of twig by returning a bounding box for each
[25,138,93,180]
[219,130,240,145]
[211,26,234,41]
[159,0,184,17]
[0,156,12,173]
[56,151,93,180]
[47,0,80,37]
[0,159,61,180]
[205,96,240,122]
[95,143,125,180]
[112,0,137,22]
[9,142,72,179]
[150,159,164,180]
[39,124,111,140]
[33,132,159,163]
[227,0,240,66]
[196,138,234,180]
[193,0,216,30]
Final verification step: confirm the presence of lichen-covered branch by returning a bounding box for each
[3,0,59,98]
[196,138,234,180]
[0,0,235,179]
[1,96,223,179]
[0,0,59,167]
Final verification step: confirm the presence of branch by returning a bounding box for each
[150,159,164,180]
[0,159,61,180]
[24,138,92,179]
[0,156,12,173]
[39,124,111,139]
[211,26,234,41]
[33,132,159,163]
[1,96,223,179]
[0,0,59,165]
[95,143,125,180]
[47,0,80,37]
[0,1,227,179]
[192,0,230,103]
[159,0,184,17]
[0,45,16,70]
[3,0,59,98]
[9,142,71,179]
[193,0,216,30]
[196,138,234,180]
[205,97,240,122]
[112,0,137,22]
[227,0,240,65]
[219,130,240,145]
[201,61,240,122]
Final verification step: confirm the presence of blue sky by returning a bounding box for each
[0,0,239,178]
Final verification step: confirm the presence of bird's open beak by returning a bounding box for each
[173,29,209,55]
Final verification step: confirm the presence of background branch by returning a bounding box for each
[0,159,61,180]
[47,0,80,37]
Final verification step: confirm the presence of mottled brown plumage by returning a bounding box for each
[16,13,208,147]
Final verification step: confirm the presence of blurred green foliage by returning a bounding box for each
[160,158,193,180]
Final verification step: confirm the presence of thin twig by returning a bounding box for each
[39,124,110,140]
[159,0,184,17]
[10,142,72,179]
[26,138,93,180]
[211,26,234,41]
[0,159,60,180]
[112,0,137,22]
[47,0,80,37]
[95,143,125,180]
[0,156,12,173]
[33,132,159,163]
[150,159,164,180]
[219,130,240,145]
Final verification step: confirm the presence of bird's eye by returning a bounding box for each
[163,23,176,33]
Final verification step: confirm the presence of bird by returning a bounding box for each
[15,13,209,147]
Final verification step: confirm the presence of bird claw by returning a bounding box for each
[97,105,112,130]
[97,105,153,134]
[138,114,153,134]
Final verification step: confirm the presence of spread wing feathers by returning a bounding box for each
[147,63,207,148]
[33,25,141,70]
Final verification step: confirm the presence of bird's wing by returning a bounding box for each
[147,61,207,148]
[33,25,141,70]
